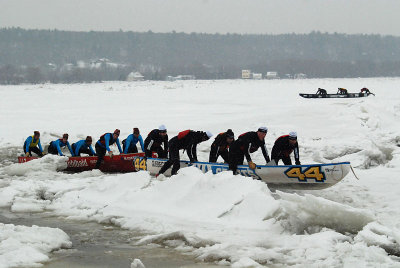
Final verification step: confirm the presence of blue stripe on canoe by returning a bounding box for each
[147,158,350,168]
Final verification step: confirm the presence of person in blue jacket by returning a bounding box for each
[23,131,44,157]
[71,136,96,156]
[122,128,145,154]
[48,133,75,156]
[95,129,122,168]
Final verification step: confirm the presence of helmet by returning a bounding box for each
[289,131,297,140]
[257,126,268,133]
[226,129,234,139]
[158,125,167,133]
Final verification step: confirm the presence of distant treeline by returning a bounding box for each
[1,27,400,84]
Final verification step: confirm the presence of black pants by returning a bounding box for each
[72,143,94,156]
[228,149,245,174]
[48,142,59,155]
[145,145,167,158]
[158,141,180,175]
[274,156,292,165]
[123,143,138,154]
[24,146,43,157]
[95,143,107,169]
[209,147,229,163]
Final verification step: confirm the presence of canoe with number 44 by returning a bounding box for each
[134,157,352,190]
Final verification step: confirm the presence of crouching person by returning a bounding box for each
[72,136,96,156]
[95,129,122,168]
[48,133,74,156]
[209,129,234,163]
[23,131,44,157]
[271,131,300,165]
[229,127,270,174]
[144,125,168,158]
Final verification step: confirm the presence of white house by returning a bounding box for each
[126,72,144,81]
[252,73,263,79]
[294,73,307,79]
[242,70,251,79]
[266,72,279,79]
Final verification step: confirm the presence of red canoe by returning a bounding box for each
[18,152,155,172]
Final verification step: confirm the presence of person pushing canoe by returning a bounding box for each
[23,131,44,157]
[271,131,300,165]
[209,129,234,163]
[337,88,348,95]
[144,125,168,158]
[316,88,327,95]
[48,133,75,156]
[122,128,145,154]
[360,87,375,96]
[72,136,96,156]
[95,129,122,168]
[156,130,212,177]
[228,127,270,174]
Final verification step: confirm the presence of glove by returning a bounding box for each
[295,160,301,165]
[248,161,256,170]
[25,152,30,157]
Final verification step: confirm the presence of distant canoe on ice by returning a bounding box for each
[299,93,370,98]
[137,157,351,190]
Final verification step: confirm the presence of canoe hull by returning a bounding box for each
[138,157,351,190]
[18,152,150,172]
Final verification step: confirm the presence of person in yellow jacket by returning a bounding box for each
[23,131,44,157]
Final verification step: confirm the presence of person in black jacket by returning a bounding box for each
[228,127,270,174]
[144,125,168,158]
[316,88,327,95]
[209,129,234,163]
[271,131,300,165]
[157,130,212,176]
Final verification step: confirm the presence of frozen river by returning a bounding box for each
[1,79,400,267]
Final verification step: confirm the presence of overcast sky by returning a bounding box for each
[1,0,399,36]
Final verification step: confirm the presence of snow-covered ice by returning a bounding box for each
[0,223,71,268]
[1,78,400,267]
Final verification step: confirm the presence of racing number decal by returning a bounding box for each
[285,167,305,181]
[285,166,325,182]
[134,158,147,171]
[303,167,324,182]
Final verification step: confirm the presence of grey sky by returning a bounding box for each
[1,0,399,36]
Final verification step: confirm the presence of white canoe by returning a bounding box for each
[134,157,351,190]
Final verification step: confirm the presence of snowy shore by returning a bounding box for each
[1,78,400,267]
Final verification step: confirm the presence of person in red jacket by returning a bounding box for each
[271,131,300,165]
[156,130,212,176]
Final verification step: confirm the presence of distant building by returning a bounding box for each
[252,73,263,80]
[175,75,196,80]
[266,72,279,79]
[126,71,144,81]
[294,73,307,79]
[166,76,176,81]
[242,70,251,79]
[166,75,196,81]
